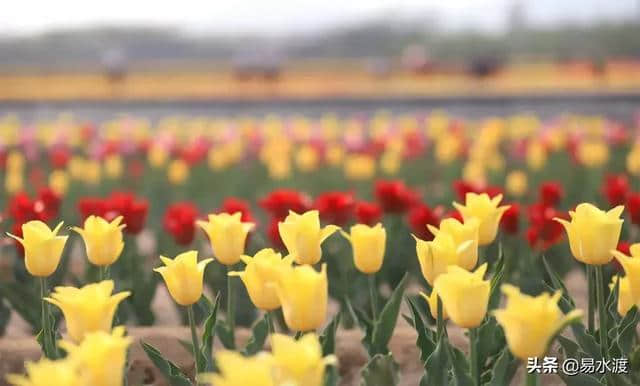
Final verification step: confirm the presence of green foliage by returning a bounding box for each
[141,341,192,386]
[360,353,400,386]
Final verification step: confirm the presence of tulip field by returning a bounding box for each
[2,110,640,386]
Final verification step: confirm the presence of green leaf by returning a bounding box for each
[370,273,408,356]
[614,306,640,355]
[542,256,576,309]
[320,312,341,356]
[140,341,192,386]
[201,294,220,362]
[324,365,340,386]
[570,323,602,360]
[0,282,40,331]
[405,296,436,363]
[242,313,269,356]
[447,344,473,386]
[360,353,400,386]
[349,299,374,355]
[476,317,505,366]
[0,296,10,336]
[557,335,581,358]
[423,338,450,386]
[216,322,235,350]
[488,244,505,310]
[607,279,621,326]
[485,348,518,386]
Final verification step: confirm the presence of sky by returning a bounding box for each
[0,0,637,36]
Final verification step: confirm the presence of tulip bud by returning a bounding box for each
[58,326,131,386]
[45,280,130,343]
[278,210,338,265]
[197,212,254,266]
[433,264,490,328]
[229,248,293,311]
[453,193,510,246]
[72,215,125,266]
[154,250,212,306]
[271,333,337,386]
[494,285,583,360]
[276,264,328,332]
[555,203,623,265]
[341,223,386,274]
[7,221,68,277]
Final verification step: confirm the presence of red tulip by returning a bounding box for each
[106,192,149,234]
[627,193,640,226]
[219,197,255,223]
[452,180,502,202]
[539,181,564,206]
[78,197,108,220]
[442,209,464,223]
[163,202,198,245]
[49,146,71,169]
[602,174,630,207]
[407,203,441,241]
[526,203,566,250]
[374,179,418,213]
[314,191,355,226]
[500,203,520,234]
[267,217,285,249]
[259,189,312,218]
[355,201,382,226]
[35,187,61,222]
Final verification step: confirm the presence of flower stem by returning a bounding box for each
[470,328,479,386]
[587,265,595,334]
[187,305,201,379]
[524,371,539,386]
[368,275,378,321]
[226,265,235,347]
[436,296,444,341]
[99,265,110,281]
[266,311,276,334]
[40,277,55,359]
[294,331,303,340]
[595,265,608,358]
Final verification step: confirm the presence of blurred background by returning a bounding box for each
[0,0,640,115]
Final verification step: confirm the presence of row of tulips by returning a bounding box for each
[6,188,640,385]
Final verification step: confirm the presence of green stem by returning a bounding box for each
[294,331,303,340]
[524,371,539,386]
[470,328,479,386]
[99,265,110,281]
[587,265,595,334]
[595,265,608,358]
[187,305,201,379]
[226,265,236,347]
[40,277,55,358]
[368,275,378,321]
[436,296,444,341]
[266,311,276,334]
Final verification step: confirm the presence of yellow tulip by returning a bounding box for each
[494,285,583,360]
[278,210,339,265]
[577,140,609,168]
[6,151,25,171]
[420,289,448,320]
[7,221,68,277]
[526,141,547,171]
[380,151,401,175]
[610,275,635,316]
[276,264,328,332]
[229,248,293,310]
[154,250,213,306]
[103,155,123,179]
[555,203,624,265]
[45,280,130,343]
[344,154,376,180]
[49,170,69,196]
[72,216,125,266]
[267,157,292,180]
[325,143,344,167]
[197,212,255,266]
[200,351,274,386]
[414,229,477,286]
[427,218,480,271]
[453,193,510,246]
[341,223,386,274]
[295,144,319,172]
[433,264,490,328]
[5,169,24,194]
[6,359,81,386]
[435,134,461,164]
[58,326,131,386]
[167,159,189,185]
[611,243,640,306]
[148,145,168,168]
[271,333,336,386]
[626,146,640,176]
[82,160,102,185]
[505,170,528,197]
